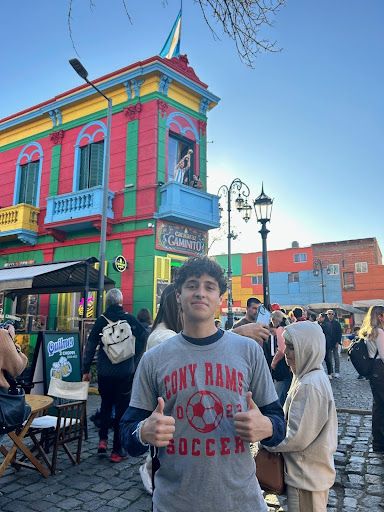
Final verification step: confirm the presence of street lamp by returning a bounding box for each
[253,184,273,310]
[69,58,112,317]
[218,179,251,329]
[313,258,330,303]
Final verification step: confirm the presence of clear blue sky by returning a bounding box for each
[1,0,383,258]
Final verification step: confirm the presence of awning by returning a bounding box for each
[306,303,365,314]
[281,303,365,314]
[352,299,384,308]
[0,258,115,296]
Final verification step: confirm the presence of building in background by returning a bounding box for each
[0,55,220,334]
[214,238,384,331]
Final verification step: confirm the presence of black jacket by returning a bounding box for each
[322,319,342,349]
[82,304,147,379]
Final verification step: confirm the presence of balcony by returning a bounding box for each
[45,186,115,232]
[155,181,220,230]
[0,204,40,245]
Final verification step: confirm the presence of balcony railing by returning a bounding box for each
[0,203,40,245]
[155,181,220,230]
[45,186,114,226]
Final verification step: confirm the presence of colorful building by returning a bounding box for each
[0,55,220,331]
[214,237,384,327]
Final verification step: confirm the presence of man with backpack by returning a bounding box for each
[82,288,147,462]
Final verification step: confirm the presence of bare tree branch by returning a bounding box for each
[67,0,285,67]
[121,0,133,24]
[195,0,285,67]
[68,0,81,57]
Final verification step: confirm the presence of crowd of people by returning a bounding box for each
[78,260,384,512]
[1,255,383,512]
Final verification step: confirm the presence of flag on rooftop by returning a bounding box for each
[159,9,182,59]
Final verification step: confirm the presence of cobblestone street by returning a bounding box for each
[0,353,383,511]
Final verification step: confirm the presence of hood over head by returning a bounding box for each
[284,320,326,378]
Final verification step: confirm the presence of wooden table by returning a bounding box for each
[0,394,53,478]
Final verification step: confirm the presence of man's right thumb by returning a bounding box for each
[155,397,165,414]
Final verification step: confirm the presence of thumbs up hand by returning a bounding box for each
[140,397,175,447]
[155,397,165,415]
[233,391,273,443]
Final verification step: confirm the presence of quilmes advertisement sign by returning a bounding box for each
[156,221,207,257]
[32,332,82,393]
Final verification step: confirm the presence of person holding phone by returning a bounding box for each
[233,297,261,328]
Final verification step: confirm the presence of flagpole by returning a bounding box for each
[180,0,183,54]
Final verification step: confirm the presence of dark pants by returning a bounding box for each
[369,359,384,451]
[325,345,340,375]
[98,375,132,454]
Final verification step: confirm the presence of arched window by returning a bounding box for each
[14,142,43,206]
[73,121,106,191]
[166,112,199,185]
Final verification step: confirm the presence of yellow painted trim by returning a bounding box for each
[61,85,127,124]
[153,256,171,318]
[168,83,201,113]
[0,117,52,147]
[140,75,160,97]
[167,253,187,262]
[0,70,214,147]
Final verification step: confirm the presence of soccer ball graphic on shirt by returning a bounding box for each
[186,390,224,433]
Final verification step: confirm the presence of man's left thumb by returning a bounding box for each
[246,391,257,410]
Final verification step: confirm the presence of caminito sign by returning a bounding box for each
[156,221,207,257]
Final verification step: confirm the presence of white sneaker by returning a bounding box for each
[139,463,153,495]
[334,373,340,378]
[328,374,333,380]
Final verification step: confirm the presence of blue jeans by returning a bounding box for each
[325,345,340,375]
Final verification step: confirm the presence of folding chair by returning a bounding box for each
[28,378,89,475]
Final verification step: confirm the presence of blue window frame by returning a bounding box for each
[14,142,43,207]
[168,132,194,185]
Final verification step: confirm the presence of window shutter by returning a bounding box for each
[79,145,90,190]
[89,141,104,188]
[28,161,39,205]
[163,257,171,281]
[18,164,27,203]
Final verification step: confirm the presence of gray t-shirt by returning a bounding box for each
[130,331,278,512]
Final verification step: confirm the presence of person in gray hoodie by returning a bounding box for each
[266,320,338,512]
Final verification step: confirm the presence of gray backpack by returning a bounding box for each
[100,315,136,364]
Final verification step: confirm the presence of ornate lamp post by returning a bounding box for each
[69,59,112,318]
[313,258,330,303]
[218,179,252,329]
[253,184,273,310]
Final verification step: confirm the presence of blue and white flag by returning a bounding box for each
[159,9,181,59]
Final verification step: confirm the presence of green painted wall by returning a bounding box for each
[214,254,227,272]
[199,134,207,184]
[133,235,155,315]
[123,119,139,217]
[157,113,167,184]
[213,254,241,276]
[46,239,123,326]
[0,250,44,268]
[49,145,62,196]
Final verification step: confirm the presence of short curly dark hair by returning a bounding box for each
[174,256,227,295]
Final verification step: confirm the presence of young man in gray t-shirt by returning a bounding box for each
[120,256,285,512]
